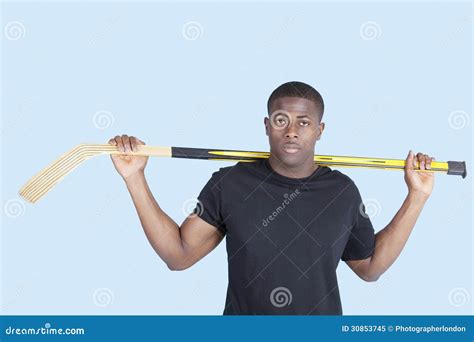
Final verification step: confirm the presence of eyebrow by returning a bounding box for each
[296,115,313,119]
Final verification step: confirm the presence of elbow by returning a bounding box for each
[166,261,191,271]
[362,273,380,282]
[165,250,196,271]
[167,264,185,271]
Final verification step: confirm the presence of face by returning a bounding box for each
[264,96,325,167]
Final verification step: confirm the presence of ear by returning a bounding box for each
[264,117,269,136]
[316,122,325,141]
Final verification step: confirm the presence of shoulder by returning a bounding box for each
[330,168,354,184]
[326,168,360,196]
[211,160,262,177]
[206,160,265,189]
[207,162,242,184]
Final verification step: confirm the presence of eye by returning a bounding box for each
[276,118,287,126]
[299,121,310,126]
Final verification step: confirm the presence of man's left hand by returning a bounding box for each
[404,150,435,198]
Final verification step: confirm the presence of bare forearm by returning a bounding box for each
[124,172,185,267]
[348,150,435,282]
[368,191,429,279]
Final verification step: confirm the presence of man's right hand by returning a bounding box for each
[108,134,149,181]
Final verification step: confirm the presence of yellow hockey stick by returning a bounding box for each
[18,144,467,204]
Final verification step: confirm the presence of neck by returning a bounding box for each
[268,155,319,179]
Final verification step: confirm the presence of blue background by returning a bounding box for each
[1,1,472,315]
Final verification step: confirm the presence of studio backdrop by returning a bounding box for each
[1,0,472,315]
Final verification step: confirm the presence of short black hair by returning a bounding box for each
[267,81,324,121]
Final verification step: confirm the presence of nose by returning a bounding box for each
[285,126,298,139]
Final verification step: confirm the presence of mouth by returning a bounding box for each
[282,143,301,154]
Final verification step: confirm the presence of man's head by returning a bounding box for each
[264,81,325,167]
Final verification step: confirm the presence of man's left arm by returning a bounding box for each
[346,150,435,282]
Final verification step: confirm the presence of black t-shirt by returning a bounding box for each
[194,158,375,315]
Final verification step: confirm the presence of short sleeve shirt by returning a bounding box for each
[195,158,375,315]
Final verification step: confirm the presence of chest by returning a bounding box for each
[222,180,355,265]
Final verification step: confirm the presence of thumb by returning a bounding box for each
[405,150,414,171]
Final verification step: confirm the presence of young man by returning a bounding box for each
[108,81,435,315]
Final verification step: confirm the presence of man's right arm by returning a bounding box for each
[109,134,224,271]
[125,172,224,270]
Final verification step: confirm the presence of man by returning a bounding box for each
[108,81,435,315]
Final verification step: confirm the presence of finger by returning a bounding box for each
[416,152,424,169]
[422,154,429,170]
[422,154,430,170]
[405,150,414,171]
[109,137,119,160]
[119,136,126,153]
[418,153,426,170]
[425,155,432,169]
[129,136,137,152]
[115,135,125,153]
[134,138,146,152]
[113,135,120,146]
[122,134,131,153]
[412,152,419,168]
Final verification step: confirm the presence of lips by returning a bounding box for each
[282,143,301,154]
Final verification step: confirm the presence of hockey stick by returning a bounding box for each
[18,144,467,204]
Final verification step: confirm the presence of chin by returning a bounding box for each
[275,152,305,167]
